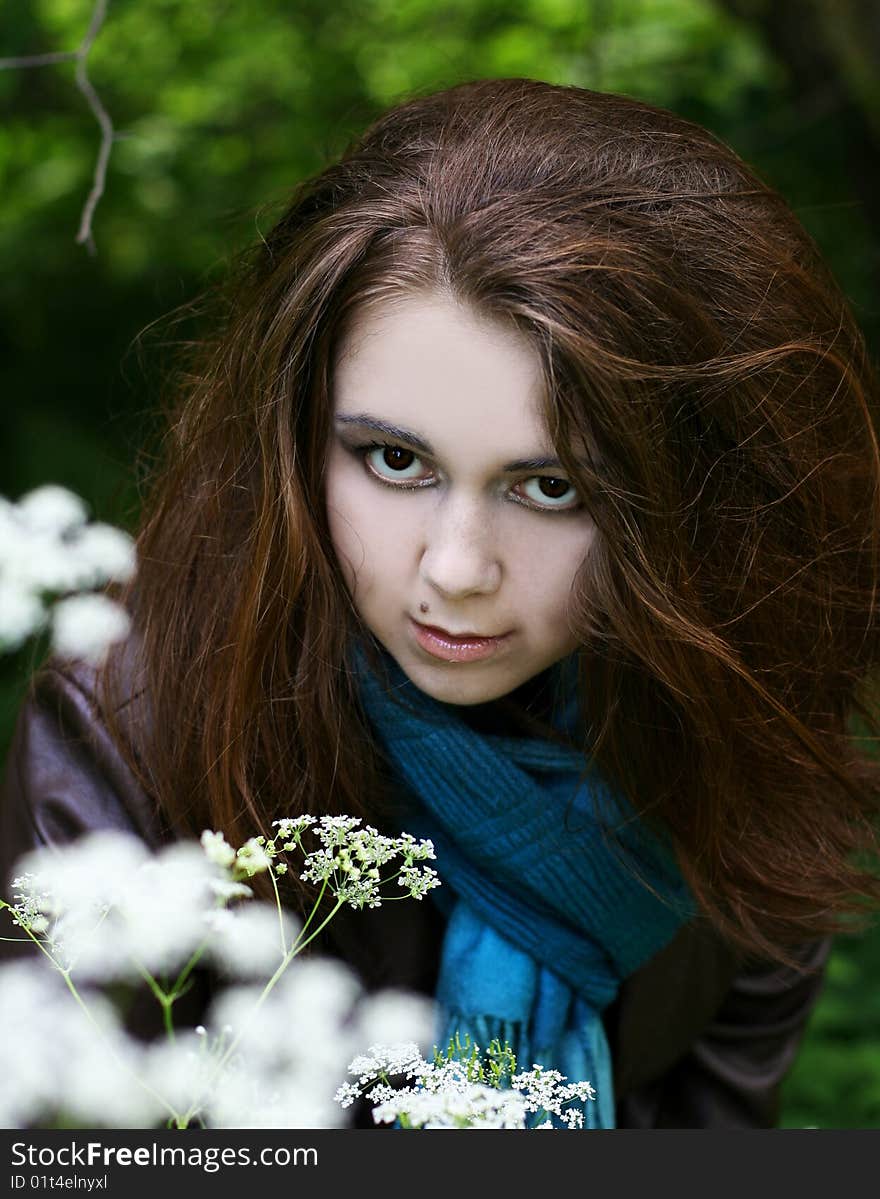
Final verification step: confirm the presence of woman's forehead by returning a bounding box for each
[332,292,549,443]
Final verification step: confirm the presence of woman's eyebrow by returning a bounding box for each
[333,413,566,473]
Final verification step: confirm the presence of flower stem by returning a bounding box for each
[290,876,329,945]
[56,967,182,1124]
[178,894,346,1126]
[267,866,287,956]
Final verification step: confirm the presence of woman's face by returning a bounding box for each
[324,290,596,706]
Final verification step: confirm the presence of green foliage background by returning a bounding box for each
[2,0,878,1128]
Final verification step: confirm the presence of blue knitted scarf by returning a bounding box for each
[353,642,694,1127]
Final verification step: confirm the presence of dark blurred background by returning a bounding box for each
[2,0,879,1127]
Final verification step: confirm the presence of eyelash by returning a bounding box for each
[349,440,583,516]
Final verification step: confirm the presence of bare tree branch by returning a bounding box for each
[0,51,78,69]
[0,0,113,254]
[73,0,113,254]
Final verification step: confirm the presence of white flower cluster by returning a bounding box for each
[508,1066,598,1128]
[9,831,288,982]
[335,1043,598,1130]
[0,960,158,1129]
[0,484,135,662]
[270,814,440,909]
[202,967,433,1128]
[0,822,436,1129]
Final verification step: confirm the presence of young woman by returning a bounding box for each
[4,78,880,1128]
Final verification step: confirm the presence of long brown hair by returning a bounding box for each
[100,78,880,967]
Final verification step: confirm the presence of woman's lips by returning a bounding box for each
[410,617,512,663]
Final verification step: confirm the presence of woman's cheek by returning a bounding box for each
[328,486,403,600]
[325,488,366,593]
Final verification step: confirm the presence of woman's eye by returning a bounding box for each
[364,444,430,482]
[517,475,580,511]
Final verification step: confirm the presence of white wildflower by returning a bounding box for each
[0,582,46,650]
[200,830,236,869]
[208,1062,348,1129]
[114,841,228,975]
[512,1065,598,1119]
[397,832,437,863]
[9,871,55,931]
[0,959,161,1129]
[16,833,230,981]
[292,816,439,909]
[66,522,136,587]
[51,592,132,665]
[346,1041,425,1083]
[142,1029,221,1120]
[16,485,89,535]
[337,1040,598,1130]
[204,902,298,978]
[1,814,444,1131]
[56,991,160,1128]
[0,485,136,662]
[0,960,79,1126]
[203,958,434,1129]
[399,863,441,899]
[354,991,436,1054]
[14,831,150,917]
[313,814,363,847]
[210,957,363,1077]
[372,1077,528,1129]
[234,837,271,878]
[8,536,85,595]
[209,879,253,902]
[272,815,316,842]
[333,1081,362,1110]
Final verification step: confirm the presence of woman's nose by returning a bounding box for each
[419,499,502,599]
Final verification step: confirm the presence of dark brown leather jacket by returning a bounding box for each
[0,657,831,1128]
